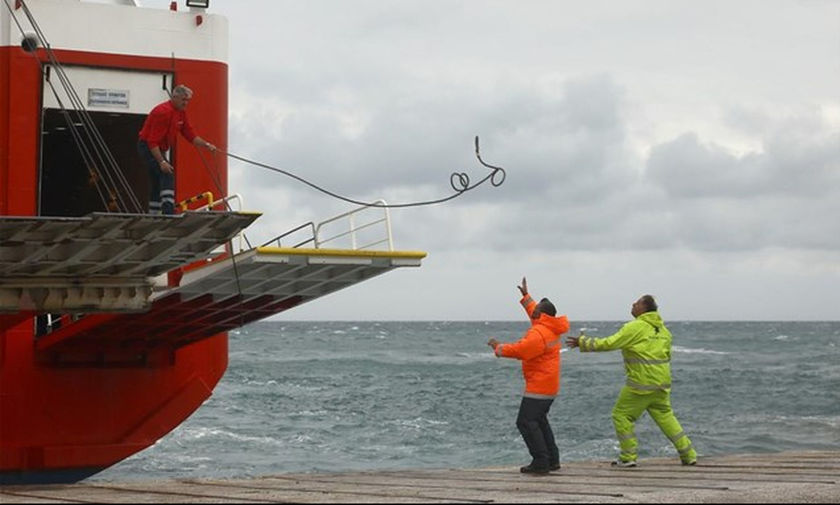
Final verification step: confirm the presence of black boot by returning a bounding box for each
[520,463,550,475]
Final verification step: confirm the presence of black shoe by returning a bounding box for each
[549,462,561,471]
[520,464,550,475]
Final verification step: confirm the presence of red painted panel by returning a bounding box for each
[0,47,9,214]
[3,46,41,216]
[0,325,228,472]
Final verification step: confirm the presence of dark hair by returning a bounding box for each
[639,294,658,312]
[538,298,557,316]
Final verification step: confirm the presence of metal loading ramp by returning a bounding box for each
[174,246,427,304]
[0,212,260,313]
[35,247,426,359]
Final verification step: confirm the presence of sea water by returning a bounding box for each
[92,320,840,481]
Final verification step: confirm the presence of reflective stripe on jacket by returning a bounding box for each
[495,294,570,398]
[578,311,672,394]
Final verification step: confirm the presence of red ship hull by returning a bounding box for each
[1,4,231,482]
[0,329,228,484]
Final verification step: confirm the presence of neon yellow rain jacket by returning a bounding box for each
[578,311,672,394]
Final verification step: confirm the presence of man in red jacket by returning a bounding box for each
[488,277,570,474]
[137,84,216,214]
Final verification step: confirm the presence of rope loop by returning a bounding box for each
[450,172,471,193]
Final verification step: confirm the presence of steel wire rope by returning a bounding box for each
[8,0,143,213]
[20,0,142,213]
[14,1,132,212]
[47,87,115,211]
[2,0,112,211]
[223,136,506,209]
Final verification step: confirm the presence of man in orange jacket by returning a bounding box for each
[488,277,570,474]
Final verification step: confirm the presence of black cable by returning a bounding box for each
[194,148,252,246]
[193,148,248,331]
[224,136,505,209]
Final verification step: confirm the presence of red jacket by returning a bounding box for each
[495,295,570,398]
[138,100,196,152]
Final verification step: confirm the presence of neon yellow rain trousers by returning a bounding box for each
[579,311,697,464]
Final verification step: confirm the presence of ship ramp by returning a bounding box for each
[0,211,259,316]
[3,204,425,365]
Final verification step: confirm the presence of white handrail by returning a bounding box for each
[314,200,393,251]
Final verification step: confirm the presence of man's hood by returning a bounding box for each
[536,313,569,336]
[637,311,664,329]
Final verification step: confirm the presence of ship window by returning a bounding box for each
[38,109,148,217]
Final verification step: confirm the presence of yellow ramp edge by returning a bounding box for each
[256,247,427,260]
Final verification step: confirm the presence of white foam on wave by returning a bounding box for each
[774,334,790,341]
[672,345,729,355]
[293,409,329,417]
[170,454,214,464]
[456,351,491,361]
[180,427,285,447]
[290,433,314,444]
[391,417,449,430]
[245,379,279,387]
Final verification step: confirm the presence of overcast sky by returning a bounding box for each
[152,0,839,321]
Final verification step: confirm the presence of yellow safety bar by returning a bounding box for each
[178,191,214,212]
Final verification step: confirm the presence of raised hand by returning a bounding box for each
[517,277,528,296]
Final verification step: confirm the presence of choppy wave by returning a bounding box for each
[92,320,840,483]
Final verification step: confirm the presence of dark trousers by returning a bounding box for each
[516,397,559,468]
[137,141,175,215]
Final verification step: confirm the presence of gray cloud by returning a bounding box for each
[648,114,840,199]
[151,0,840,319]
[230,67,840,257]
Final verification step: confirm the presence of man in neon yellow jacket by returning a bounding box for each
[566,294,697,467]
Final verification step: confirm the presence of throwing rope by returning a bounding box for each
[223,136,505,208]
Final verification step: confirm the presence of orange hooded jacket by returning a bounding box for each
[494,294,570,398]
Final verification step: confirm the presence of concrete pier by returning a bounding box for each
[1,449,837,503]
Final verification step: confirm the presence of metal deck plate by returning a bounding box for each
[0,212,260,312]
[0,212,260,277]
[170,246,427,304]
